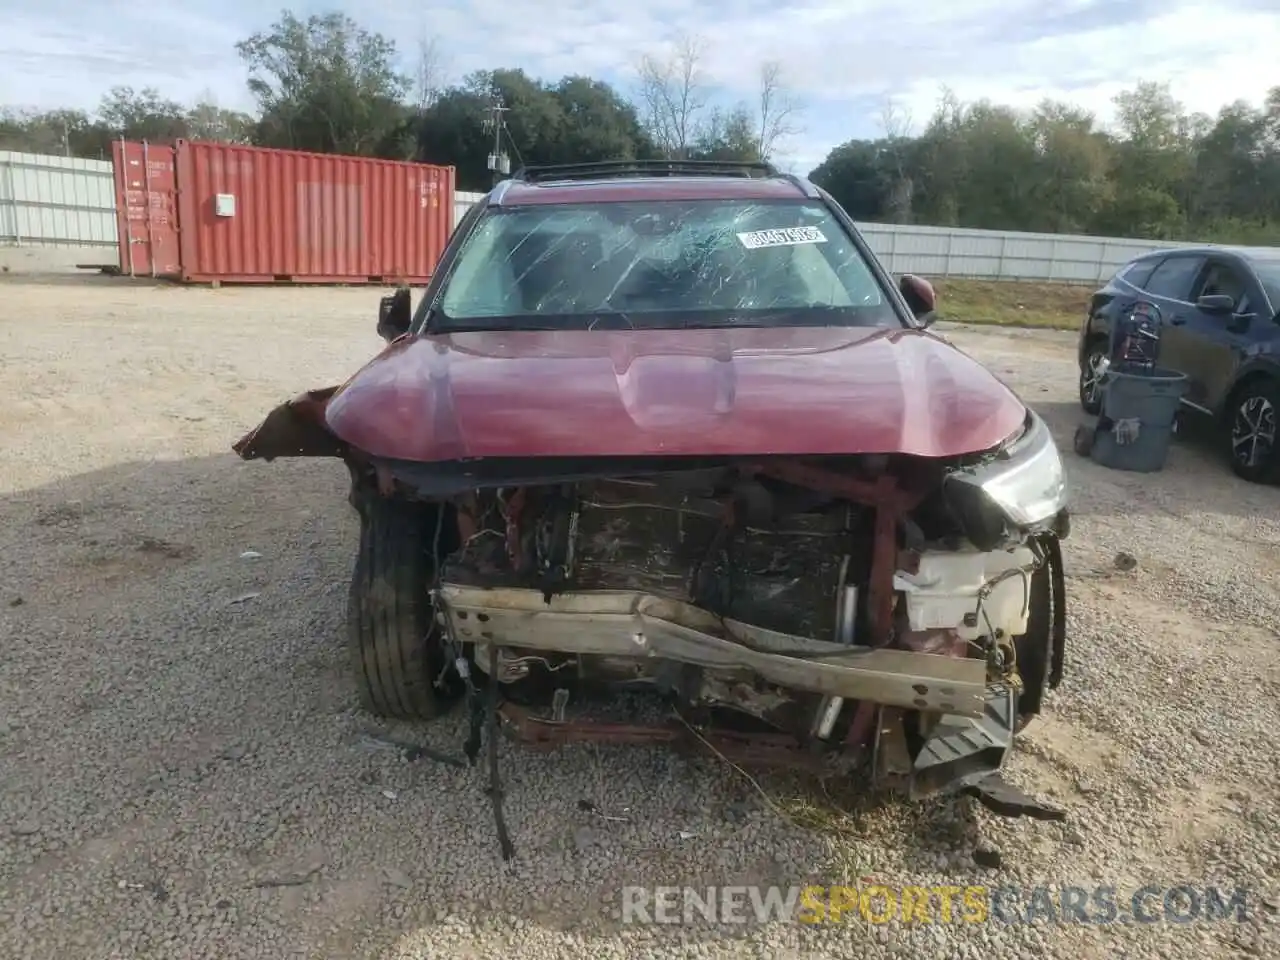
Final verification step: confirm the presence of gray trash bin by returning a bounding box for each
[1089,367,1188,473]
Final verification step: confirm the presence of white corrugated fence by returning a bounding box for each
[3,151,1267,281]
[854,222,1189,284]
[0,151,117,249]
[455,190,486,232]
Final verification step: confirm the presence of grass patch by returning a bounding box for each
[933,278,1091,330]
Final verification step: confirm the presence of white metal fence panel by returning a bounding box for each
[0,151,116,248]
[858,222,1190,283]
[454,190,486,231]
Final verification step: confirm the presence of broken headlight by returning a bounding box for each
[943,411,1068,549]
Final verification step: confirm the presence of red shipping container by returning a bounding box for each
[112,139,456,284]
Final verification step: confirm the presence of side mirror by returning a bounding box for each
[377,287,412,341]
[900,274,937,326]
[1196,293,1235,315]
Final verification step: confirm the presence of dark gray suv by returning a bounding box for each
[1077,246,1280,483]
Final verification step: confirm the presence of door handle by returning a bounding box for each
[1169,314,1187,326]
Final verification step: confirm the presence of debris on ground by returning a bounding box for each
[973,846,1003,869]
[576,799,630,822]
[1114,551,1139,571]
[382,867,412,889]
[251,864,323,889]
[357,731,467,768]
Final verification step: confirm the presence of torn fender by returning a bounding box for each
[232,386,349,461]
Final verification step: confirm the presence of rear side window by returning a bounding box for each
[1118,258,1159,289]
[1144,256,1205,301]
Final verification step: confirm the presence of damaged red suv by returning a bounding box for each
[235,160,1071,831]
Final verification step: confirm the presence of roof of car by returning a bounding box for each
[489,160,819,207]
[1135,244,1280,263]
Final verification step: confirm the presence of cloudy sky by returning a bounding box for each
[3,0,1279,173]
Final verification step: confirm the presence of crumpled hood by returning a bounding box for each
[322,325,1027,463]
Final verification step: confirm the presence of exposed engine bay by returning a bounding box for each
[415,445,1067,774]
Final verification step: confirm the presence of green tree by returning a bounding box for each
[237,10,409,155]
[415,87,492,188]
[416,70,656,189]
[807,80,1280,243]
[550,76,655,163]
[1027,100,1111,233]
[0,108,111,157]
[186,96,256,145]
[808,140,898,220]
[692,105,760,161]
[1098,81,1192,237]
[97,86,191,142]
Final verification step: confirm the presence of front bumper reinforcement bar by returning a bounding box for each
[437,585,987,716]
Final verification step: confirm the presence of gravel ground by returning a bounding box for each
[1,277,1277,960]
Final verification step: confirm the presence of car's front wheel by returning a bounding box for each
[1227,378,1280,484]
[348,492,462,721]
[1078,340,1107,415]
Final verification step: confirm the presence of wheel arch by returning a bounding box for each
[346,483,464,721]
[1220,361,1280,424]
[1079,326,1108,366]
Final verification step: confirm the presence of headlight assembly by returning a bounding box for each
[943,411,1069,550]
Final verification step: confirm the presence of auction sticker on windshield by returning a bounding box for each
[736,227,827,249]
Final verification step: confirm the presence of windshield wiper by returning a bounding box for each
[677,311,810,328]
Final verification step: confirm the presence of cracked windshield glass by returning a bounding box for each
[435,199,899,330]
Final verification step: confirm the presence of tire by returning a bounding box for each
[1078,339,1107,415]
[1072,423,1095,458]
[1226,378,1280,484]
[348,493,461,721]
[1012,552,1054,733]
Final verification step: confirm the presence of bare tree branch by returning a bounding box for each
[877,95,916,223]
[756,60,803,160]
[878,96,913,141]
[635,33,710,159]
[415,33,450,115]
[877,95,917,179]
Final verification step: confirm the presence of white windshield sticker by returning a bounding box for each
[736,227,827,249]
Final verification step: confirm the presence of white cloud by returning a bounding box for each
[884,2,1280,132]
[2,0,1277,173]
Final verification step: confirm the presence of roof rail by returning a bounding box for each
[510,159,781,183]
[777,172,821,199]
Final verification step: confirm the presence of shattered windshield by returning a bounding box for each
[431,199,900,331]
